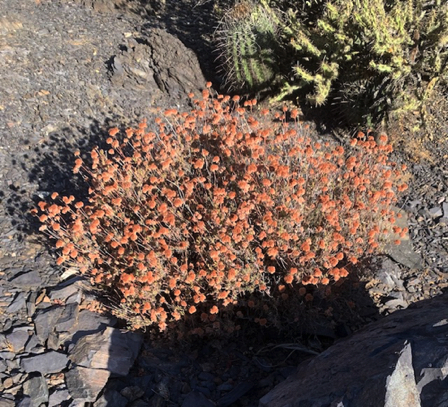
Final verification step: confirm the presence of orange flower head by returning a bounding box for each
[267,266,276,274]
[284,274,294,284]
[173,198,183,208]
[109,127,119,136]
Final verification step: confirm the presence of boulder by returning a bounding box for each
[68,326,143,376]
[109,28,206,102]
[259,292,448,407]
[66,327,143,402]
[65,365,110,402]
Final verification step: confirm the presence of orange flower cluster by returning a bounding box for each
[33,84,407,331]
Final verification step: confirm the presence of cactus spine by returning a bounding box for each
[215,0,283,92]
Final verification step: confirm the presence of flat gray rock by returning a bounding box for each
[6,327,31,353]
[22,374,49,407]
[0,334,6,349]
[0,351,15,360]
[69,327,143,376]
[384,208,422,269]
[442,201,448,217]
[42,302,80,349]
[41,306,115,350]
[33,306,64,345]
[429,206,443,218]
[6,292,26,313]
[65,365,110,402]
[20,351,68,374]
[49,284,82,304]
[383,298,409,310]
[68,309,115,346]
[386,237,423,269]
[26,291,38,316]
[48,386,71,407]
[67,398,87,407]
[0,398,15,407]
[9,270,42,289]
[16,397,32,407]
[55,303,80,333]
[24,334,41,354]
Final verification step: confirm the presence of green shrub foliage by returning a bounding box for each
[265,0,448,127]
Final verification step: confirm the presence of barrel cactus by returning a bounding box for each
[215,0,285,93]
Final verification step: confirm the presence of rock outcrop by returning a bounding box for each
[109,27,206,103]
[259,292,448,407]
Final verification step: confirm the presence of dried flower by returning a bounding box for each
[32,85,406,332]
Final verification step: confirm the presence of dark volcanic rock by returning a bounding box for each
[48,280,82,304]
[384,208,422,270]
[69,326,143,376]
[48,386,71,407]
[0,398,15,407]
[93,388,128,407]
[217,381,255,407]
[20,351,69,374]
[55,303,79,333]
[16,397,33,407]
[9,270,42,289]
[6,292,26,314]
[33,303,114,351]
[69,309,115,346]
[110,27,206,102]
[65,365,110,402]
[6,327,31,353]
[120,385,145,402]
[259,292,448,407]
[33,306,64,346]
[182,390,215,407]
[22,374,49,407]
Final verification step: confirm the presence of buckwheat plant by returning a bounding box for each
[33,83,408,331]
